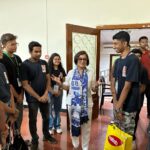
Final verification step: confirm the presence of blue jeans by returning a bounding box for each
[49,92,63,129]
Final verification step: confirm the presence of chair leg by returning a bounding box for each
[100,96,104,115]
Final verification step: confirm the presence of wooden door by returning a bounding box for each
[66,24,100,122]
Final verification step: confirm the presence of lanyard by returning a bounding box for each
[3,51,20,76]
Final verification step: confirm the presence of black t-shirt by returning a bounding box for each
[140,64,148,85]
[21,59,49,102]
[0,63,10,103]
[0,53,22,94]
[113,52,140,112]
[50,67,66,87]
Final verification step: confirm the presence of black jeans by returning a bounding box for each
[28,101,50,144]
[15,102,23,131]
[134,86,150,140]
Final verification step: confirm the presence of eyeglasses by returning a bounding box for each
[7,41,19,46]
[78,58,87,61]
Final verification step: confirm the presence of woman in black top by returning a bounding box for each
[48,53,66,134]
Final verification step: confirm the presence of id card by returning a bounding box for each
[4,72,9,84]
[53,84,59,92]
[122,66,127,77]
[17,78,22,87]
[41,65,46,73]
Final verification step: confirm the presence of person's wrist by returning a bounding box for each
[60,83,63,89]
[94,86,98,91]
[115,108,122,113]
[36,95,41,101]
[16,95,20,100]
[59,87,63,90]
[113,99,117,103]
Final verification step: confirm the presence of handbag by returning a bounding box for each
[104,123,133,150]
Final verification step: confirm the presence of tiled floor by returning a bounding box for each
[21,102,149,150]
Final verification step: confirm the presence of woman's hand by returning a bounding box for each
[91,79,101,92]
[97,78,101,86]
[52,90,61,97]
[51,75,62,85]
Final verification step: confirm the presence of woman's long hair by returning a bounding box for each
[48,53,64,73]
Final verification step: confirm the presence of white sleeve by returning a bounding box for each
[89,70,96,94]
[89,70,96,88]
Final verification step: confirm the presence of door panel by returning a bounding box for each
[66,24,100,124]
[72,32,97,76]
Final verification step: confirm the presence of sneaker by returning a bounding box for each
[43,135,57,144]
[49,129,54,135]
[56,128,62,134]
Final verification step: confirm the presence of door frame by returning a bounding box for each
[66,23,100,79]
[66,24,100,122]
[97,22,150,77]
[96,23,150,30]
[66,23,150,78]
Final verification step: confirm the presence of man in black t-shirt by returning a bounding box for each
[0,43,17,148]
[139,36,150,118]
[21,41,57,149]
[131,48,148,137]
[111,31,140,148]
[0,33,23,131]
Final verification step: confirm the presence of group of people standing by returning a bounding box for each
[0,31,150,150]
[0,34,61,149]
[0,33,100,150]
[111,31,150,149]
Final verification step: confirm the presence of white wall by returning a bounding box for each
[100,47,117,72]
[1,0,150,108]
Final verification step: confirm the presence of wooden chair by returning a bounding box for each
[99,76,112,114]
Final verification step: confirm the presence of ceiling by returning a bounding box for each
[101,28,150,44]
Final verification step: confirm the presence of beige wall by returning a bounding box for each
[0,0,150,107]
[0,0,150,62]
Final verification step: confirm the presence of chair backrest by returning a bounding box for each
[100,76,105,83]
[99,76,106,93]
[100,76,111,94]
